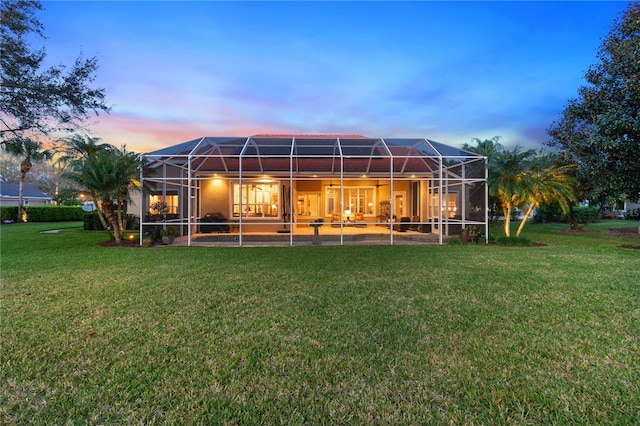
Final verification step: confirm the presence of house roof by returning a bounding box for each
[251,134,368,139]
[144,136,485,177]
[0,181,52,199]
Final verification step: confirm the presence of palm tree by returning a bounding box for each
[463,137,504,221]
[64,140,140,245]
[110,147,141,239]
[60,134,113,162]
[488,147,537,237]
[515,155,577,236]
[462,136,504,159]
[58,134,114,229]
[1,137,52,221]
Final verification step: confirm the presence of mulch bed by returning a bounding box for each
[486,241,548,247]
[608,227,640,236]
[552,228,596,234]
[99,239,141,247]
[608,227,640,249]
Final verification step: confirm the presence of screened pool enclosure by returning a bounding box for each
[140,136,487,246]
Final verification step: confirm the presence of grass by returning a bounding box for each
[1,221,639,424]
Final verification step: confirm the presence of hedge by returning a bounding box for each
[0,206,84,222]
[0,206,17,222]
[534,204,601,224]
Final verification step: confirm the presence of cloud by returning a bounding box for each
[41,0,627,154]
[92,113,212,153]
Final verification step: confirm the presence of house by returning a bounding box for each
[623,199,640,218]
[0,180,52,206]
[140,135,487,246]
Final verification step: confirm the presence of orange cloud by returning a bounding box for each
[90,113,294,153]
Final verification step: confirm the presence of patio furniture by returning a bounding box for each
[354,212,367,227]
[410,215,420,231]
[331,212,341,227]
[199,212,230,233]
[395,217,411,232]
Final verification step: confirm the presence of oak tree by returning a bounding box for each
[1,0,109,138]
[547,2,640,231]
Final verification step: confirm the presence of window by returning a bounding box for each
[326,187,339,216]
[325,186,375,216]
[431,193,458,218]
[232,183,279,218]
[297,192,321,217]
[345,187,375,215]
[150,195,178,214]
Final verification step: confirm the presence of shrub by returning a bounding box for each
[0,206,18,222]
[534,204,601,224]
[61,198,83,206]
[83,212,139,231]
[161,225,180,237]
[83,212,101,230]
[493,236,532,246]
[447,237,461,245]
[572,206,601,223]
[534,202,566,223]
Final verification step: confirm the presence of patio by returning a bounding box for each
[141,135,487,246]
[172,224,443,246]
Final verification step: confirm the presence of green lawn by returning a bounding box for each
[1,221,639,424]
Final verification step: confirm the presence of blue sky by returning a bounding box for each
[38,1,629,153]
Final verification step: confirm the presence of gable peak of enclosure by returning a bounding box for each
[141,135,487,246]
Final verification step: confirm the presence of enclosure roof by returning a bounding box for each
[145,135,484,175]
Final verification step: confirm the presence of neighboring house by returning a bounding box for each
[141,135,487,246]
[0,180,52,206]
[623,199,640,218]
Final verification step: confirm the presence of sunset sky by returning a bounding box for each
[38,1,629,153]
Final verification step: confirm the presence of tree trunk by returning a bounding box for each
[502,204,511,237]
[117,198,128,239]
[89,190,110,232]
[516,202,537,237]
[17,157,32,222]
[101,199,121,245]
[567,206,579,231]
[17,178,24,222]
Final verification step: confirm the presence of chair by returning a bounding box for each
[331,212,341,227]
[410,215,420,231]
[354,212,367,227]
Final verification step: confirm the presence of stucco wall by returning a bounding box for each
[199,177,231,217]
